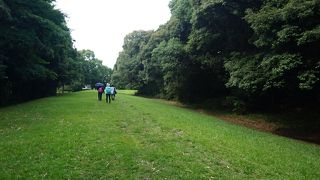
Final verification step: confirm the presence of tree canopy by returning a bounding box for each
[112,0,320,112]
[0,0,111,105]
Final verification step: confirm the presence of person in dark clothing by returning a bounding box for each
[110,85,117,100]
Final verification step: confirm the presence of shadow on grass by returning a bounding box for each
[268,110,320,144]
[155,98,320,145]
[211,109,320,145]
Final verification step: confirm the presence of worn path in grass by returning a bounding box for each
[0,90,319,179]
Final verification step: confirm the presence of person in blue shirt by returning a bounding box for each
[104,83,112,103]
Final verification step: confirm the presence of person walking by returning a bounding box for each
[110,85,117,100]
[97,86,104,101]
[105,83,112,103]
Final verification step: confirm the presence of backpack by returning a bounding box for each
[98,87,103,93]
[105,87,111,94]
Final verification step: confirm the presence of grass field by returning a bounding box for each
[0,90,319,179]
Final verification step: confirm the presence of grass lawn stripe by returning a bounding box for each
[0,90,319,179]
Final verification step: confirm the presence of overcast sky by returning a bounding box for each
[54,0,172,68]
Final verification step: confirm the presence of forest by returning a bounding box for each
[1,1,320,178]
[1,0,319,113]
[0,0,112,106]
[112,0,320,113]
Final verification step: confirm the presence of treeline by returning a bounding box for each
[0,0,112,106]
[112,0,320,112]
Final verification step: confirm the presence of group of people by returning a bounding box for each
[97,83,117,103]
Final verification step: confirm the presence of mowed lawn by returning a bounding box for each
[0,91,319,179]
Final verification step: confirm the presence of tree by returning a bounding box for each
[151,38,187,99]
[79,50,112,88]
[0,0,76,105]
[225,0,320,108]
[112,0,320,111]
[112,31,153,89]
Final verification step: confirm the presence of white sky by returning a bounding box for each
[54,0,172,68]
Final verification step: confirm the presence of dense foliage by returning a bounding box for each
[0,0,111,105]
[112,0,320,112]
[78,49,113,89]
